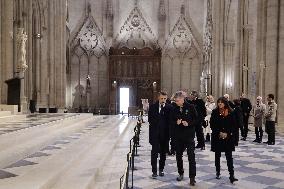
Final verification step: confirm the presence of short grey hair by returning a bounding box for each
[173,91,186,99]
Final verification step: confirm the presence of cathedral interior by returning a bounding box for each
[0,0,284,188]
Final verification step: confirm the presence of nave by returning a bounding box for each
[0,114,284,189]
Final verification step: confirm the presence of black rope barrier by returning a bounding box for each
[120,112,143,189]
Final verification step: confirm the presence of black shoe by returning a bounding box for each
[268,142,275,145]
[263,141,269,144]
[176,174,184,181]
[190,177,196,186]
[152,173,158,179]
[229,176,238,184]
[241,137,246,141]
[159,170,164,177]
[216,173,221,179]
[253,139,258,142]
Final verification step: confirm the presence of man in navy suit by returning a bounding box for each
[148,91,171,178]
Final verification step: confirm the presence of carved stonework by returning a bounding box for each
[163,9,200,58]
[106,0,113,18]
[16,28,28,73]
[158,0,166,21]
[203,0,213,67]
[71,4,106,57]
[115,7,158,48]
[200,0,213,96]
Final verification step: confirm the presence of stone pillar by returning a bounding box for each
[224,41,235,97]
[259,61,265,98]
[277,0,284,131]
[202,0,213,96]
[106,0,114,38]
[0,0,2,104]
[212,0,225,98]
[40,1,49,109]
[264,0,278,96]
[158,0,166,44]
[47,0,67,109]
[16,28,28,113]
[1,0,14,104]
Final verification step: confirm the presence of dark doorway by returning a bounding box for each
[109,47,161,114]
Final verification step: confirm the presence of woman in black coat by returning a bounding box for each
[210,97,238,184]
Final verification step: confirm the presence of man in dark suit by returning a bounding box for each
[188,90,207,150]
[172,91,198,186]
[148,91,171,178]
[240,93,252,141]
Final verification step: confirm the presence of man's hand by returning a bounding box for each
[182,121,189,126]
[177,119,182,125]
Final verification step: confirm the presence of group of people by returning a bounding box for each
[148,90,278,186]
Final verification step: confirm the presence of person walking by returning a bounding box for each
[188,90,207,150]
[264,94,277,145]
[148,91,172,178]
[240,93,252,141]
[171,91,198,186]
[210,97,238,184]
[252,96,266,143]
[204,95,216,142]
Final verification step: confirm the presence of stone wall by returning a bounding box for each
[212,0,284,130]
[67,0,205,109]
[0,0,67,111]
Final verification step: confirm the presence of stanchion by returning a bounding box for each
[120,120,143,189]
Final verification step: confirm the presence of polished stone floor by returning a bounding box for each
[0,113,80,135]
[132,122,284,189]
[0,113,283,189]
[0,114,137,189]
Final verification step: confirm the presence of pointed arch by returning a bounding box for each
[114,7,159,49]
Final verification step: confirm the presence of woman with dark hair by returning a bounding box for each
[210,97,238,184]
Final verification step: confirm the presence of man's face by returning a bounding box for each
[188,94,195,101]
[206,96,211,102]
[158,95,167,105]
[267,96,272,102]
[175,97,184,107]
[224,95,229,101]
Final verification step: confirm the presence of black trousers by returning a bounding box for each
[265,121,275,143]
[215,151,234,176]
[175,139,196,178]
[255,127,263,141]
[151,140,168,173]
[243,114,250,138]
[195,124,205,147]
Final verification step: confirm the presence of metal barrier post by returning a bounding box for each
[126,153,130,189]
[131,150,134,188]
[120,121,143,189]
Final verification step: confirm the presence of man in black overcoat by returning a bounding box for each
[148,91,171,178]
[171,91,198,186]
[240,93,252,141]
[187,90,207,150]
